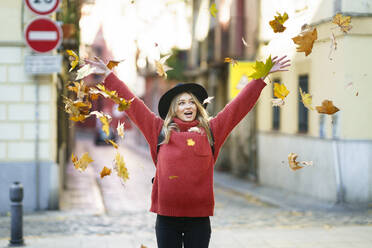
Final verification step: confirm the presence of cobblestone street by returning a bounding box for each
[0,131,371,248]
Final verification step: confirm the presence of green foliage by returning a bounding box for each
[166,48,187,82]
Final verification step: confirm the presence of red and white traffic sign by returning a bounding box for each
[24,17,62,53]
[25,0,60,15]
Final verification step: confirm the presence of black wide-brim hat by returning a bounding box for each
[158,83,208,119]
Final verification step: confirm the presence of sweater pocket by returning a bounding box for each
[193,135,211,157]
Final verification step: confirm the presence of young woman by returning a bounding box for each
[87,55,290,248]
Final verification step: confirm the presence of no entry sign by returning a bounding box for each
[25,0,60,15]
[24,17,62,53]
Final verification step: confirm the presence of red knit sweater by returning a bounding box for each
[104,73,266,217]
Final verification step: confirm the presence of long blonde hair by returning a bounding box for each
[161,92,213,145]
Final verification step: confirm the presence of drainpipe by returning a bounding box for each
[35,75,40,210]
[332,113,344,204]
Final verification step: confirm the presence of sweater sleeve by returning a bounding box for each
[209,78,266,159]
[103,72,163,162]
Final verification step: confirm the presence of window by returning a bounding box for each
[298,75,309,133]
[272,78,280,130]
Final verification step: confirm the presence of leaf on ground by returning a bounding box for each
[106,59,125,70]
[292,27,317,56]
[332,13,352,33]
[224,57,238,66]
[66,50,79,72]
[288,153,312,171]
[203,96,214,105]
[315,100,340,115]
[105,139,119,149]
[269,12,289,33]
[249,56,274,79]
[299,88,314,110]
[114,152,129,182]
[117,121,125,139]
[100,166,112,178]
[155,54,173,79]
[273,83,290,100]
[209,3,218,18]
[169,176,179,179]
[71,152,93,172]
[75,64,96,80]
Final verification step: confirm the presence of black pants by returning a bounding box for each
[155,214,211,248]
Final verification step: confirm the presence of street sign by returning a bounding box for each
[25,0,60,15]
[25,55,62,74]
[24,17,62,53]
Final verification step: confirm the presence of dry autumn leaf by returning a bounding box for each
[273,83,290,100]
[75,64,96,80]
[63,96,91,122]
[71,152,93,172]
[66,50,79,72]
[105,139,119,149]
[89,111,112,136]
[315,100,340,115]
[203,96,214,105]
[209,3,218,18]
[187,138,195,146]
[299,88,314,110]
[292,27,318,56]
[224,57,238,66]
[332,13,352,33]
[106,59,125,70]
[249,56,274,79]
[100,166,112,178]
[269,12,289,33]
[271,98,285,107]
[67,81,89,100]
[287,153,312,171]
[114,152,129,182]
[117,121,125,139]
[117,97,134,112]
[155,54,173,79]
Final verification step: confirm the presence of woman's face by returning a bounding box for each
[175,92,197,122]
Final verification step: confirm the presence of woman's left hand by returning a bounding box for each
[265,55,291,79]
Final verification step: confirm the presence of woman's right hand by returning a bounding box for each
[84,57,112,78]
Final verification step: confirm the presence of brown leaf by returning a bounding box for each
[292,27,318,56]
[106,60,124,70]
[315,100,340,115]
[100,166,112,178]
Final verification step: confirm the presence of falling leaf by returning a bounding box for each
[209,3,218,18]
[187,138,195,146]
[75,64,96,80]
[271,98,285,107]
[117,97,134,112]
[316,100,340,115]
[114,152,129,182]
[169,176,179,179]
[155,54,173,79]
[242,37,248,47]
[249,56,274,79]
[203,96,214,105]
[66,50,79,72]
[89,111,112,136]
[332,13,352,33]
[106,59,125,70]
[299,88,314,110]
[328,32,337,60]
[292,27,318,56]
[273,83,289,100]
[100,166,112,178]
[224,57,238,66]
[140,245,147,248]
[63,96,91,122]
[287,153,312,171]
[269,12,289,33]
[117,121,125,138]
[89,86,110,98]
[295,5,308,13]
[67,81,89,100]
[71,152,93,172]
[105,139,119,149]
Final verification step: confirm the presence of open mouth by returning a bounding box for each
[184,111,193,118]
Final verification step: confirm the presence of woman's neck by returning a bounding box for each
[172,117,199,132]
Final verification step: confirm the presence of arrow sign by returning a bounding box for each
[24,17,62,53]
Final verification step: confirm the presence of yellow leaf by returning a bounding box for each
[249,56,274,79]
[62,96,91,122]
[114,152,129,182]
[75,64,96,80]
[273,83,289,100]
[288,153,312,171]
[106,59,124,70]
[187,138,195,146]
[299,88,314,110]
[116,97,134,112]
[89,111,112,136]
[104,139,118,149]
[332,13,352,33]
[315,100,340,115]
[269,12,289,33]
[169,176,179,179]
[117,121,125,139]
[224,57,238,66]
[155,54,173,79]
[66,50,79,72]
[209,3,218,18]
[71,152,93,172]
[100,166,112,178]
[292,27,317,56]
